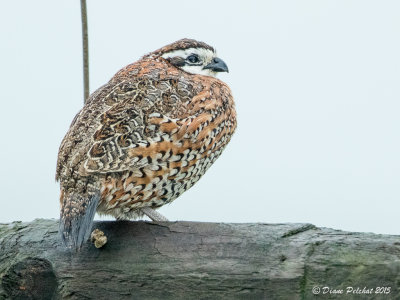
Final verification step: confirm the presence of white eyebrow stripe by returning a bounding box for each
[161,48,215,60]
[161,48,219,77]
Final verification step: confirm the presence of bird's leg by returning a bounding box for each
[140,207,169,222]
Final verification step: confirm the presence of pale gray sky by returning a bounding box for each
[1,1,399,234]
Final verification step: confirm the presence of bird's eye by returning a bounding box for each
[187,54,200,64]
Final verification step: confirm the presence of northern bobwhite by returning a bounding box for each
[56,39,237,250]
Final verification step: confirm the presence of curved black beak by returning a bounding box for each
[203,57,229,73]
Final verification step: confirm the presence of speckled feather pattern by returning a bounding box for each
[56,39,237,222]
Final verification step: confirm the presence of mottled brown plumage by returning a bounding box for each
[56,39,237,249]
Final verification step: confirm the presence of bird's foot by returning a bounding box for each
[141,207,169,222]
[90,229,107,248]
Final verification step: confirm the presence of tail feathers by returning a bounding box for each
[59,191,100,251]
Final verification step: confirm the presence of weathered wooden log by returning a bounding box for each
[0,219,399,299]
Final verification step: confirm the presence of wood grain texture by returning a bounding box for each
[1,220,399,299]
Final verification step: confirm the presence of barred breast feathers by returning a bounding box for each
[56,57,236,186]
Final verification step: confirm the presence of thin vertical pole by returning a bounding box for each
[80,0,89,103]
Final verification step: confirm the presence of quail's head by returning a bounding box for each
[149,39,229,77]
